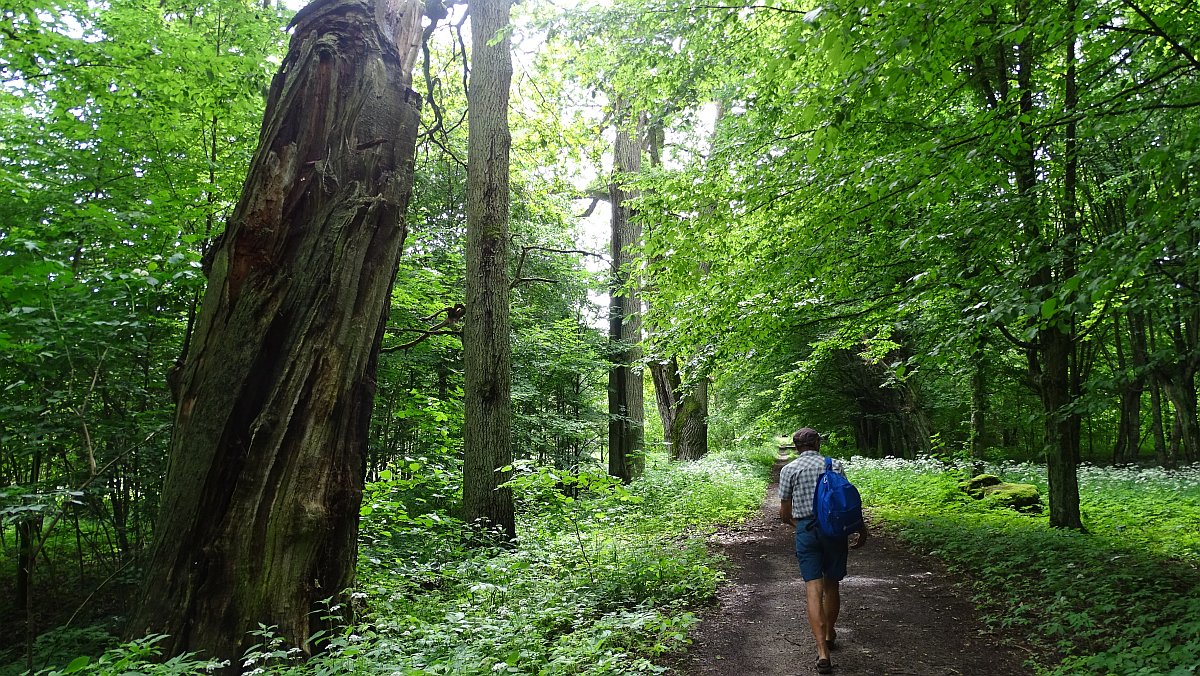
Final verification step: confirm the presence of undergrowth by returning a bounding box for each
[850,457,1200,676]
[22,444,773,675]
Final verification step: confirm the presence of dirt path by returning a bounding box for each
[677,454,1033,676]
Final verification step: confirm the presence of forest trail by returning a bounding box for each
[677,452,1033,676]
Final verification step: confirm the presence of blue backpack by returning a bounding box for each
[812,457,864,539]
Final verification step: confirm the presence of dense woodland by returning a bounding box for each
[2,0,1199,673]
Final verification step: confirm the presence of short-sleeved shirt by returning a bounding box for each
[779,450,845,520]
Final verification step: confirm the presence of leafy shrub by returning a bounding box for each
[32,635,223,675]
[348,447,763,673]
[629,452,768,533]
[29,444,768,675]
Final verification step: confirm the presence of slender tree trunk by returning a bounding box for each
[126,0,424,662]
[1160,375,1198,467]
[1159,303,1200,465]
[969,334,988,460]
[1148,322,1170,465]
[461,0,515,537]
[650,358,679,453]
[607,101,644,482]
[1010,0,1082,529]
[1113,312,1147,464]
[15,449,41,628]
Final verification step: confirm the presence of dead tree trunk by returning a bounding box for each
[127,0,423,662]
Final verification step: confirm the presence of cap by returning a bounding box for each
[793,427,821,449]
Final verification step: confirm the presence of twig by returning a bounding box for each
[381,304,465,352]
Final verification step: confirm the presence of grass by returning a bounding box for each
[848,456,1200,676]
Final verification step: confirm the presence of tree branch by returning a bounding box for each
[380,329,462,352]
[577,196,603,218]
[510,244,606,288]
[996,322,1038,351]
[1120,0,1200,72]
[383,303,465,352]
[511,277,559,288]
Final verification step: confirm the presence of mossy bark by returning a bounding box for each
[650,356,709,461]
[127,0,423,662]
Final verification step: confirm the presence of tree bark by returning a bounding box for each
[1157,302,1200,466]
[1112,312,1147,464]
[650,357,709,461]
[1148,322,1170,465]
[126,0,423,662]
[461,0,515,537]
[1013,0,1082,529]
[969,334,989,460]
[607,101,645,482]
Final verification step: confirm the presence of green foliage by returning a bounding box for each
[1,0,292,652]
[853,457,1200,674]
[628,452,768,532]
[14,443,770,674]
[26,635,223,675]
[340,447,763,674]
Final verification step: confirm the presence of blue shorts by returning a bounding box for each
[794,520,849,582]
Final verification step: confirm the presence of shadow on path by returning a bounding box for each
[677,453,1032,676]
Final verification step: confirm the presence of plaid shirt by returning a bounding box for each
[779,450,846,520]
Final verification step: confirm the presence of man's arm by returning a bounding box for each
[851,521,870,548]
[779,498,796,527]
[832,459,869,547]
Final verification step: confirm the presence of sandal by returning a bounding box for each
[826,629,837,650]
[816,658,833,674]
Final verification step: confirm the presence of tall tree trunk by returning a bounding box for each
[126,0,423,662]
[1157,303,1200,465]
[649,358,679,458]
[461,0,515,536]
[675,376,708,460]
[1014,0,1082,529]
[607,102,644,482]
[1160,375,1198,467]
[1148,322,1170,465]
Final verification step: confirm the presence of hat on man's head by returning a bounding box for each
[793,427,821,449]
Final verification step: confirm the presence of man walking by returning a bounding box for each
[779,428,869,674]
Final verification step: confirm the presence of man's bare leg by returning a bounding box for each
[823,579,841,643]
[805,579,830,661]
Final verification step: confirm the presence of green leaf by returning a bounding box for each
[1040,298,1059,320]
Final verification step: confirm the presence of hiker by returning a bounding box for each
[778,427,869,674]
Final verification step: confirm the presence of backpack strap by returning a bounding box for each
[824,456,833,472]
